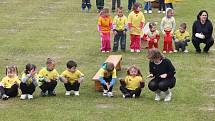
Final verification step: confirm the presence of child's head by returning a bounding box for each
[46,58,56,71]
[179,23,187,33]
[147,48,164,62]
[24,64,36,74]
[66,60,77,73]
[117,7,124,17]
[127,65,142,77]
[166,8,174,18]
[6,65,18,78]
[132,2,142,12]
[105,62,114,73]
[149,22,157,32]
[100,8,109,17]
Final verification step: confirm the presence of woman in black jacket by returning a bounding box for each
[192,10,214,53]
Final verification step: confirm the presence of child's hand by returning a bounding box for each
[162,31,166,35]
[160,74,167,78]
[106,83,110,90]
[30,69,36,76]
[113,31,117,36]
[154,39,157,43]
[123,31,126,35]
[147,38,150,41]
[147,74,154,78]
[45,78,51,82]
[170,31,174,36]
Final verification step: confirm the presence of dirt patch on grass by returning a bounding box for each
[96,103,119,109]
[199,104,215,112]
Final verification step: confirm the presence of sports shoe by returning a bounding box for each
[164,90,172,102]
[130,49,134,52]
[154,93,161,101]
[136,49,140,53]
[40,91,47,97]
[106,51,110,53]
[162,11,165,14]
[107,92,113,97]
[132,94,136,98]
[20,94,27,100]
[103,90,108,96]
[2,94,9,100]
[28,94,33,99]
[174,50,178,53]
[184,50,189,53]
[144,10,147,14]
[148,10,152,14]
[74,91,80,96]
[163,51,167,54]
[48,91,56,96]
[158,10,161,14]
[65,91,71,96]
[101,51,105,53]
[169,51,173,53]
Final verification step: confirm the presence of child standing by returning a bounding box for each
[98,8,112,52]
[128,2,145,52]
[147,48,176,102]
[158,0,165,14]
[0,65,20,100]
[38,58,59,96]
[143,22,160,49]
[128,0,136,12]
[60,60,84,96]
[144,0,153,14]
[82,0,91,12]
[96,0,104,12]
[98,62,117,97]
[20,64,38,100]
[160,8,176,53]
[112,0,121,12]
[174,23,190,53]
[112,7,128,52]
[119,65,145,98]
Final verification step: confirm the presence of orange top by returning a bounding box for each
[98,16,112,33]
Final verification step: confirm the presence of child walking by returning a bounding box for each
[82,0,91,12]
[119,65,145,98]
[147,48,176,102]
[112,7,128,52]
[112,0,121,12]
[60,60,84,96]
[174,23,190,53]
[144,0,153,14]
[98,62,117,97]
[38,58,59,96]
[98,8,112,52]
[160,8,176,53]
[143,22,160,49]
[128,2,145,52]
[0,65,20,100]
[96,0,104,12]
[20,64,38,100]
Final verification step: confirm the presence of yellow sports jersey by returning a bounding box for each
[0,76,20,88]
[125,76,143,90]
[61,70,84,84]
[99,68,117,78]
[128,11,145,35]
[98,16,112,33]
[38,68,59,81]
[174,30,190,42]
[21,73,38,85]
[113,15,128,31]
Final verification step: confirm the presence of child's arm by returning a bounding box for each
[160,18,165,34]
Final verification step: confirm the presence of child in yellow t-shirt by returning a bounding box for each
[120,65,145,98]
[38,58,59,96]
[60,60,84,96]
[20,64,38,100]
[0,65,20,100]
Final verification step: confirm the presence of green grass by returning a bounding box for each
[0,0,215,121]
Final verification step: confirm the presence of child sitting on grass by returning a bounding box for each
[20,64,38,100]
[0,65,20,100]
[38,58,59,97]
[98,62,117,97]
[60,60,84,96]
[119,65,145,98]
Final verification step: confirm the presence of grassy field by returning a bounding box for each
[0,0,215,121]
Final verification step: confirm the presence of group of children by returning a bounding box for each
[98,2,190,54]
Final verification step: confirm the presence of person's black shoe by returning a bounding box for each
[196,50,201,54]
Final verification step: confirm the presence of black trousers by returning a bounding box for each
[64,81,80,91]
[82,0,91,9]
[128,0,136,11]
[20,82,36,95]
[120,86,142,97]
[112,0,121,11]
[39,80,57,93]
[96,0,104,10]
[158,0,165,11]
[192,37,214,52]
[148,77,176,92]
[175,40,189,51]
[113,31,126,51]
[0,84,19,97]
[102,77,113,92]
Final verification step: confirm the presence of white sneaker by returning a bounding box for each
[184,50,189,53]
[28,94,33,99]
[163,51,167,53]
[122,95,125,98]
[169,51,173,53]
[106,51,110,53]
[20,94,27,100]
[101,51,105,53]
[164,90,172,102]
[144,10,147,14]
[158,10,161,14]
[174,50,178,53]
[132,94,136,98]
[74,91,79,96]
[130,49,134,52]
[103,90,108,96]
[162,11,165,14]
[136,49,140,53]
[65,91,71,96]
[148,10,152,14]
[154,93,161,101]
[2,94,9,100]
[108,92,113,97]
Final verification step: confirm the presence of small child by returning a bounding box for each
[60,60,84,96]
[128,2,145,52]
[160,8,176,53]
[112,0,121,12]
[119,65,145,98]
[98,8,112,53]
[144,0,153,14]
[128,0,136,12]
[143,22,160,49]
[0,65,20,100]
[96,0,104,12]
[158,0,165,14]
[98,62,117,97]
[82,0,91,12]
[165,0,174,9]
[112,7,128,52]
[38,58,59,97]
[20,64,38,100]
[174,23,190,53]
